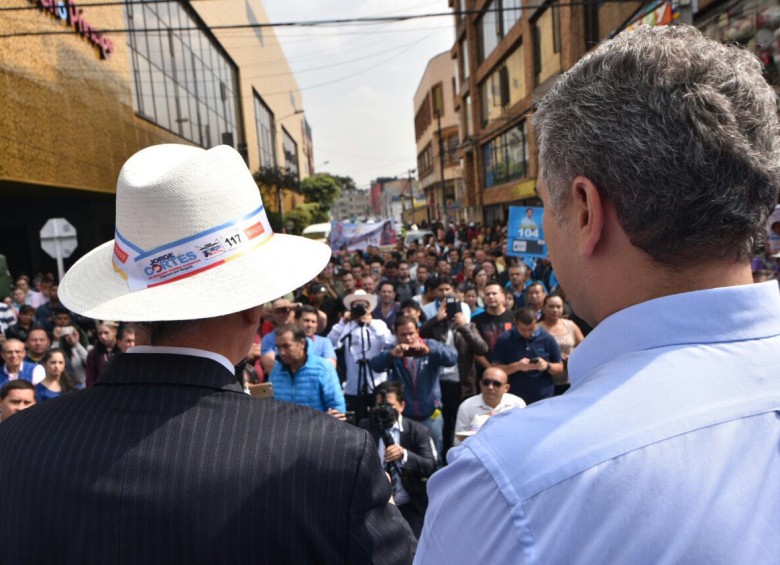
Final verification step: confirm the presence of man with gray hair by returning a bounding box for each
[417,25,780,562]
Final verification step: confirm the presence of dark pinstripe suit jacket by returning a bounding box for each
[0,353,413,564]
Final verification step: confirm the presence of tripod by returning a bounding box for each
[346,321,376,423]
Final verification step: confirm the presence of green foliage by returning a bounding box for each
[285,203,320,234]
[300,174,342,223]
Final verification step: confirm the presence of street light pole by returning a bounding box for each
[437,110,446,222]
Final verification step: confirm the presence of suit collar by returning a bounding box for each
[98,352,245,393]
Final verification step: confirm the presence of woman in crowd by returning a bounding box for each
[482,259,500,280]
[86,321,122,387]
[35,348,80,402]
[472,266,489,303]
[59,326,90,387]
[539,294,585,395]
[462,285,484,317]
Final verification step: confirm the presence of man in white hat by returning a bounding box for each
[0,144,413,563]
[328,288,395,422]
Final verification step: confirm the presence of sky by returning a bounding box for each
[262,1,456,189]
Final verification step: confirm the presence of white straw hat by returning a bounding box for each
[59,144,330,321]
[342,289,377,311]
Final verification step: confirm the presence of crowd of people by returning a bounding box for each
[0,221,593,536]
[2,200,778,541]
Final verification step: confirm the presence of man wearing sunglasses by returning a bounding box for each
[453,368,525,447]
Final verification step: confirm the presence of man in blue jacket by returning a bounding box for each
[369,315,457,463]
[270,324,346,417]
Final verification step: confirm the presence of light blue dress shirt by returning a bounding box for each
[416,282,780,563]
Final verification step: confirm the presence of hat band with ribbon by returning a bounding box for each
[112,204,274,291]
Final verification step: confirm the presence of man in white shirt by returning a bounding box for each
[417,25,780,563]
[453,367,524,446]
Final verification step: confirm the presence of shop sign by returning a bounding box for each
[29,0,114,59]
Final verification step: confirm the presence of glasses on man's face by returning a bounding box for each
[274,308,291,314]
[481,379,504,389]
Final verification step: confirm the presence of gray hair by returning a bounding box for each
[532,24,780,265]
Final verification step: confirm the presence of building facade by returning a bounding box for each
[0,0,310,277]
[413,51,465,224]
[451,0,779,227]
[331,185,371,222]
[450,0,641,226]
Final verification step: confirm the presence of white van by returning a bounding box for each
[301,222,331,244]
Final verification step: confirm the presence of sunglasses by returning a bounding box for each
[481,378,505,388]
[274,307,292,314]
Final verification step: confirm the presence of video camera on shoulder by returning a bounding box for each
[369,390,397,431]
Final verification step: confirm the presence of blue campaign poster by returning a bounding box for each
[506,206,547,260]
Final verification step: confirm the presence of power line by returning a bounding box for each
[0,1,650,39]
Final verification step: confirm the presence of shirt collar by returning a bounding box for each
[128,345,234,374]
[569,282,780,387]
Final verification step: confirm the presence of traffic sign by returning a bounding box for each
[40,218,78,280]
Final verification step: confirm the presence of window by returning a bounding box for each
[477,0,523,62]
[482,122,529,187]
[125,0,238,148]
[504,0,523,31]
[415,92,432,140]
[533,2,562,85]
[461,39,470,82]
[432,83,444,116]
[282,128,299,180]
[464,94,472,138]
[506,44,526,106]
[254,92,276,169]
[418,143,434,178]
[448,135,460,164]
[478,0,500,61]
[479,44,527,127]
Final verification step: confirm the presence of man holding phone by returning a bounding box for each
[421,276,470,323]
[491,308,562,404]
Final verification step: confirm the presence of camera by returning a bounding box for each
[402,345,424,357]
[445,296,461,319]
[369,391,397,430]
[351,303,367,319]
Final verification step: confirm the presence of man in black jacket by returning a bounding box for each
[361,381,437,539]
[0,144,413,565]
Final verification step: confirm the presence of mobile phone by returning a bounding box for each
[445,297,460,319]
[248,382,274,399]
[530,357,540,363]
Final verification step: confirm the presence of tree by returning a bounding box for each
[299,174,342,224]
[285,202,320,234]
[253,166,301,232]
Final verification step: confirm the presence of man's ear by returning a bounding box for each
[570,176,606,258]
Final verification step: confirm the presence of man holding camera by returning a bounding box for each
[328,289,395,422]
[420,292,489,459]
[491,307,563,405]
[360,381,436,539]
[369,316,457,465]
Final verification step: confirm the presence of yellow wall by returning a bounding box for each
[0,1,186,194]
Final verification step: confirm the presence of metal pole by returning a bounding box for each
[437,111,446,222]
[278,185,284,232]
